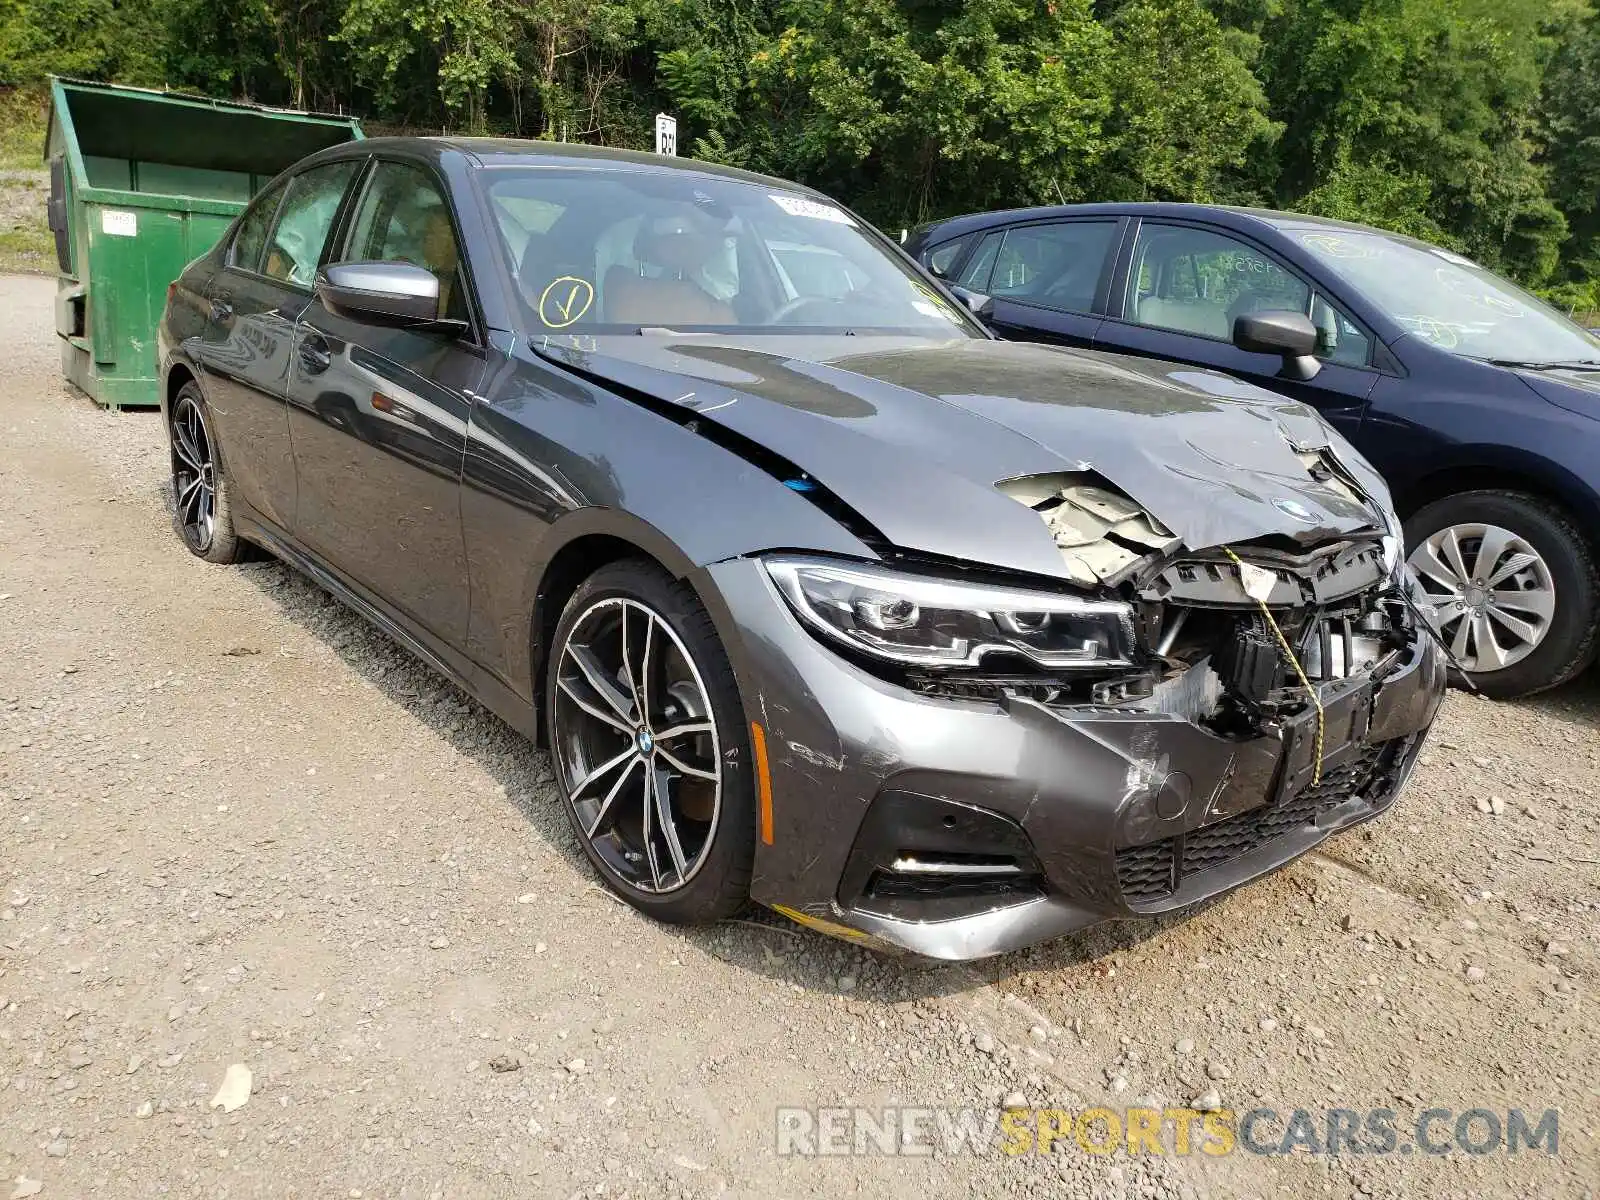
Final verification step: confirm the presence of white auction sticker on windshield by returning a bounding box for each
[769,194,855,225]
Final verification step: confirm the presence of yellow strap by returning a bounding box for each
[1221,547,1324,785]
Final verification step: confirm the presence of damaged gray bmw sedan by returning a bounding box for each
[159,139,1446,960]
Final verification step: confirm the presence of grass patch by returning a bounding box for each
[0,224,54,274]
[0,88,48,171]
[0,87,51,274]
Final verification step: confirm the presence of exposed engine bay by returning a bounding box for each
[914,455,1418,749]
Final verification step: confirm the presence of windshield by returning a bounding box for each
[481,166,976,337]
[1292,228,1600,365]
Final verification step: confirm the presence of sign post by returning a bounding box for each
[654,113,678,157]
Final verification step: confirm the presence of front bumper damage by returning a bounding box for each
[700,543,1446,961]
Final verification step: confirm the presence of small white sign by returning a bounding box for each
[654,113,677,157]
[1238,562,1278,602]
[768,194,855,226]
[101,209,137,237]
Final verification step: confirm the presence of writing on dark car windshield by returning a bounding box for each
[1293,229,1600,366]
[482,168,973,336]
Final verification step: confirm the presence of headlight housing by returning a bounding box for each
[765,556,1136,669]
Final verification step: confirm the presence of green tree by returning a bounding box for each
[1540,8,1600,305]
[337,0,522,128]
[0,0,166,86]
[1093,0,1278,203]
[747,0,1114,225]
[1260,0,1569,281]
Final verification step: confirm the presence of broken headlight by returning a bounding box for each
[765,556,1136,669]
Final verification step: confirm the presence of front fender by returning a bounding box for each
[460,340,878,699]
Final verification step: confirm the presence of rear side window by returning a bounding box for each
[230,180,287,273]
[262,161,360,288]
[988,221,1117,314]
[924,235,971,278]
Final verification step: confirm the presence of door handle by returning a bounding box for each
[209,298,233,323]
[297,334,332,374]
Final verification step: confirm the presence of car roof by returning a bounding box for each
[308,135,837,200]
[915,201,1404,244]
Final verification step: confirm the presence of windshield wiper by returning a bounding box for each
[1487,357,1600,371]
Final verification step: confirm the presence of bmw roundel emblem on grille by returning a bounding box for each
[1273,497,1318,523]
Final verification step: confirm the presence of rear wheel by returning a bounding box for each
[1404,491,1599,698]
[544,559,754,923]
[169,382,243,564]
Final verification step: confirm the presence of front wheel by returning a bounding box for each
[544,559,754,923]
[1404,491,1599,698]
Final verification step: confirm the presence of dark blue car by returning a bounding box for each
[907,203,1600,698]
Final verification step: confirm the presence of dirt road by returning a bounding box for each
[1,272,1594,1199]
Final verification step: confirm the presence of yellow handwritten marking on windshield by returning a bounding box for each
[1299,233,1375,260]
[538,276,595,328]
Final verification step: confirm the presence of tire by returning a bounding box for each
[1404,490,1599,698]
[169,381,244,564]
[544,558,754,923]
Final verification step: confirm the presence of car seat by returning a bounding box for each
[603,218,735,326]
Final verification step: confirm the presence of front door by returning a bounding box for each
[1094,220,1379,442]
[285,158,486,649]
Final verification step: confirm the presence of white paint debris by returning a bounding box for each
[210,1063,252,1112]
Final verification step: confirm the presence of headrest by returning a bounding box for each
[419,208,457,270]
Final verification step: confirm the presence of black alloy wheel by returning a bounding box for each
[547,560,754,921]
[169,382,242,563]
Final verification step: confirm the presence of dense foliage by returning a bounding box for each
[4,0,1600,300]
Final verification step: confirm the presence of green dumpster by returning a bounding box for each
[45,78,364,410]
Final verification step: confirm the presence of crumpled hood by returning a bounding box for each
[532,333,1391,582]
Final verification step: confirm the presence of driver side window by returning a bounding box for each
[345,161,467,322]
[1127,224,1309,341]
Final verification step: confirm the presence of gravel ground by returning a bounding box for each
[0,272,1595,1199]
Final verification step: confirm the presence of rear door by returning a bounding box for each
[285,157,486,649]
[1094,219,1380,441]
[199,161,361,532]
[956,219,1123,348]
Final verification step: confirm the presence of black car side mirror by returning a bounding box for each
[1232,310,1322,381]
[949,284,995,321]
[318,262,457,329]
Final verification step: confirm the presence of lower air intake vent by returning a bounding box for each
[1115,741,1403,905]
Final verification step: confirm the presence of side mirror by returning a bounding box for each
[949,284,995,321]
[1233,310,1322,381]
[318,262,445,326]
